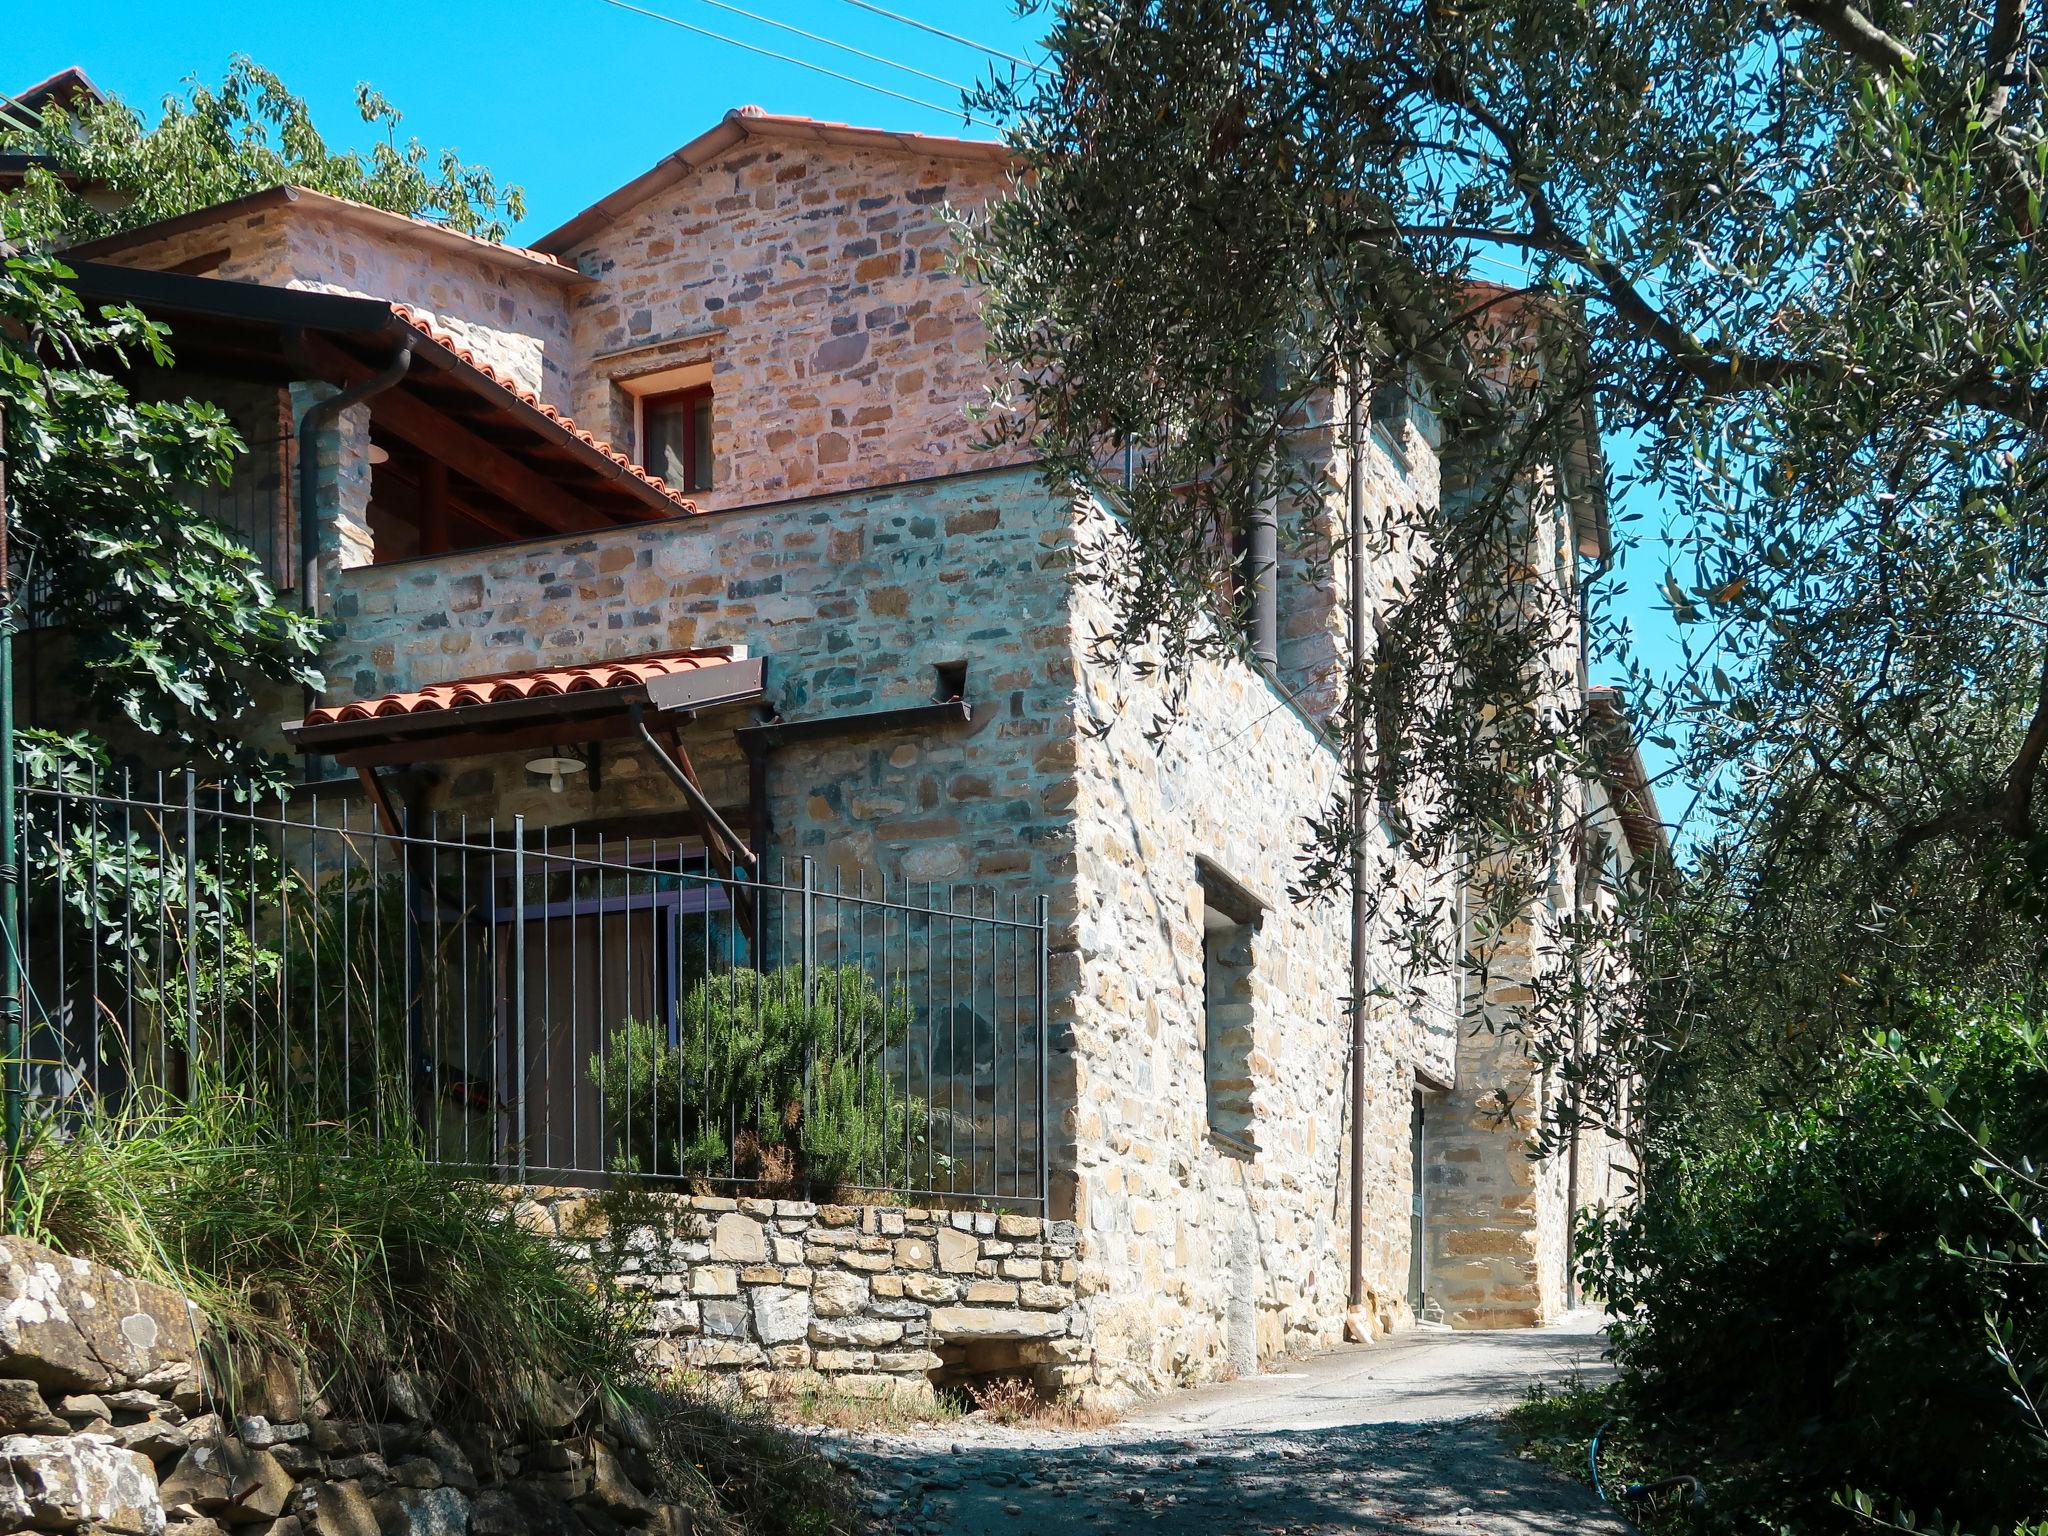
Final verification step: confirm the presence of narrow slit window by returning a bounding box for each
[1197,859,1262,1155]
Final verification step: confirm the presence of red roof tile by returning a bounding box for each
[386,303,700,514]
[302,648,741,727]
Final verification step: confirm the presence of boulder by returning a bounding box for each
[0,1431,164,1535]
[0,1238,203,1393]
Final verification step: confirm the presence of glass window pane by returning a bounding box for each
[643,400,689,486]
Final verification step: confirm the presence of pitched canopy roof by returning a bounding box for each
[63,260,695,535]
[284,647,766,767]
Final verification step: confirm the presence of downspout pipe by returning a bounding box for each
[1346,378,1371,1321]
[285,330,411,618]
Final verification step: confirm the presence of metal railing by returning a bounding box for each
[13,769,1050,1208]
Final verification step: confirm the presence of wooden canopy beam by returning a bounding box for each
[293,331,611,534]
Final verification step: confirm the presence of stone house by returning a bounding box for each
[13,100,1664,1399]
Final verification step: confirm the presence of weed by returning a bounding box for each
[964,1376,1120,1431]
[1503,1379,1695,1534]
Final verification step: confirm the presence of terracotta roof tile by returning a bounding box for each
[302,647,740,727]
[386,303,700,514]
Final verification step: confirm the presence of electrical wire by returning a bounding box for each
[672,0,973,94]
[831,0,1051,74]
[593,0,1006,130]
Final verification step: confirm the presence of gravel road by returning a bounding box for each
[827,1312,1631,1535]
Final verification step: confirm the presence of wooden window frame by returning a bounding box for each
[636,383,714,494]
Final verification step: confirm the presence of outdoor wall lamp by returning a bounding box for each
[525,754,586,794]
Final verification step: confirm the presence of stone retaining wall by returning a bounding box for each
[0,1238,686,1536]
[516,1191,1083,1400]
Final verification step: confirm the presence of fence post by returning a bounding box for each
[512,815,527,1186]
[1036,894,1051,1213]
[0,401,18,1230]
[182,768,199,1088]
[800,855,816,1010]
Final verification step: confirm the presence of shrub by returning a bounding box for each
[1584,998,2048,1533]
[595,964,949,1193]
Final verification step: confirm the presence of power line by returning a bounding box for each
[676,0,973,95]
[831,0,1051,75]
[594,0,1005,131]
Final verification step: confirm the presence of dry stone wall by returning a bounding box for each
[0,1238,687,1536]
[517,1191,1082,1400]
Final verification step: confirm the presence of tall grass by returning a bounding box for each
[15,1080,639,1428]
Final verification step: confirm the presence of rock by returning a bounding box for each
[59,1392,113,1421]
[573,1439,653,1523]
[159,1439,295,1523]
[928,1307,1067,1341]
[749,1287,810,1346]
[934,1228,978,1275]
[392,1456,444,1489]
[810,1270,867,1319]
[329,1453,392,1484]
[236,1415,287,1447]
[416,1429,477,1492]
[710,1213,766,1263]
[115,1416,192,1462]
[469,1487,574,1536]
[0,1431,164,1535]
[376,1486,470,1536]
[107,1388,177,1419]
[166,1516,226,1536]
[309,1481,381,1536]
[370,1372,426,1423]
[0,1377,65,1433]
[0,1238,203,1393]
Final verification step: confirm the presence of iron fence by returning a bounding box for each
[13,769,1050,1208]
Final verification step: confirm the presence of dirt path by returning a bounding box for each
[829,1313,1629,1535]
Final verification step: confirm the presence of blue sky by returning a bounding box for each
[10,0,1685,787]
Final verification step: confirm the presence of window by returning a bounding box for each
[640,384,714,494]
[1197,859,1262,1155]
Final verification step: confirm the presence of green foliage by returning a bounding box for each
[1585,998,2048,1535]
[597,964,946,1194]
[0,56,524,247]
[1505,1381,1695,1536]
[0,259,320,773]
[16,1080,638,1428]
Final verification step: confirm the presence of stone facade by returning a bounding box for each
[517,1190,1082,1400]
[552,126,1018,509]
[34,109,1644,1397]
[78,194,582,409]
[0,1239,687,1536]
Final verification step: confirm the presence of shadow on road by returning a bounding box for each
[839,1413,1630,1534]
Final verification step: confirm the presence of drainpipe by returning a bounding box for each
[1247,485,1279,671]
[1247,360,1283,672]
[285,331,411,618]
[1345,377,1371,1322]
[1565,460,1609,1310]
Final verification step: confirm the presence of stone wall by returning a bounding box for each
[555,136,1016,510]
[516,1191,1083,1400]
[82,201,581,410]
[0,1238,684,1536]
[323,464,1079,901]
